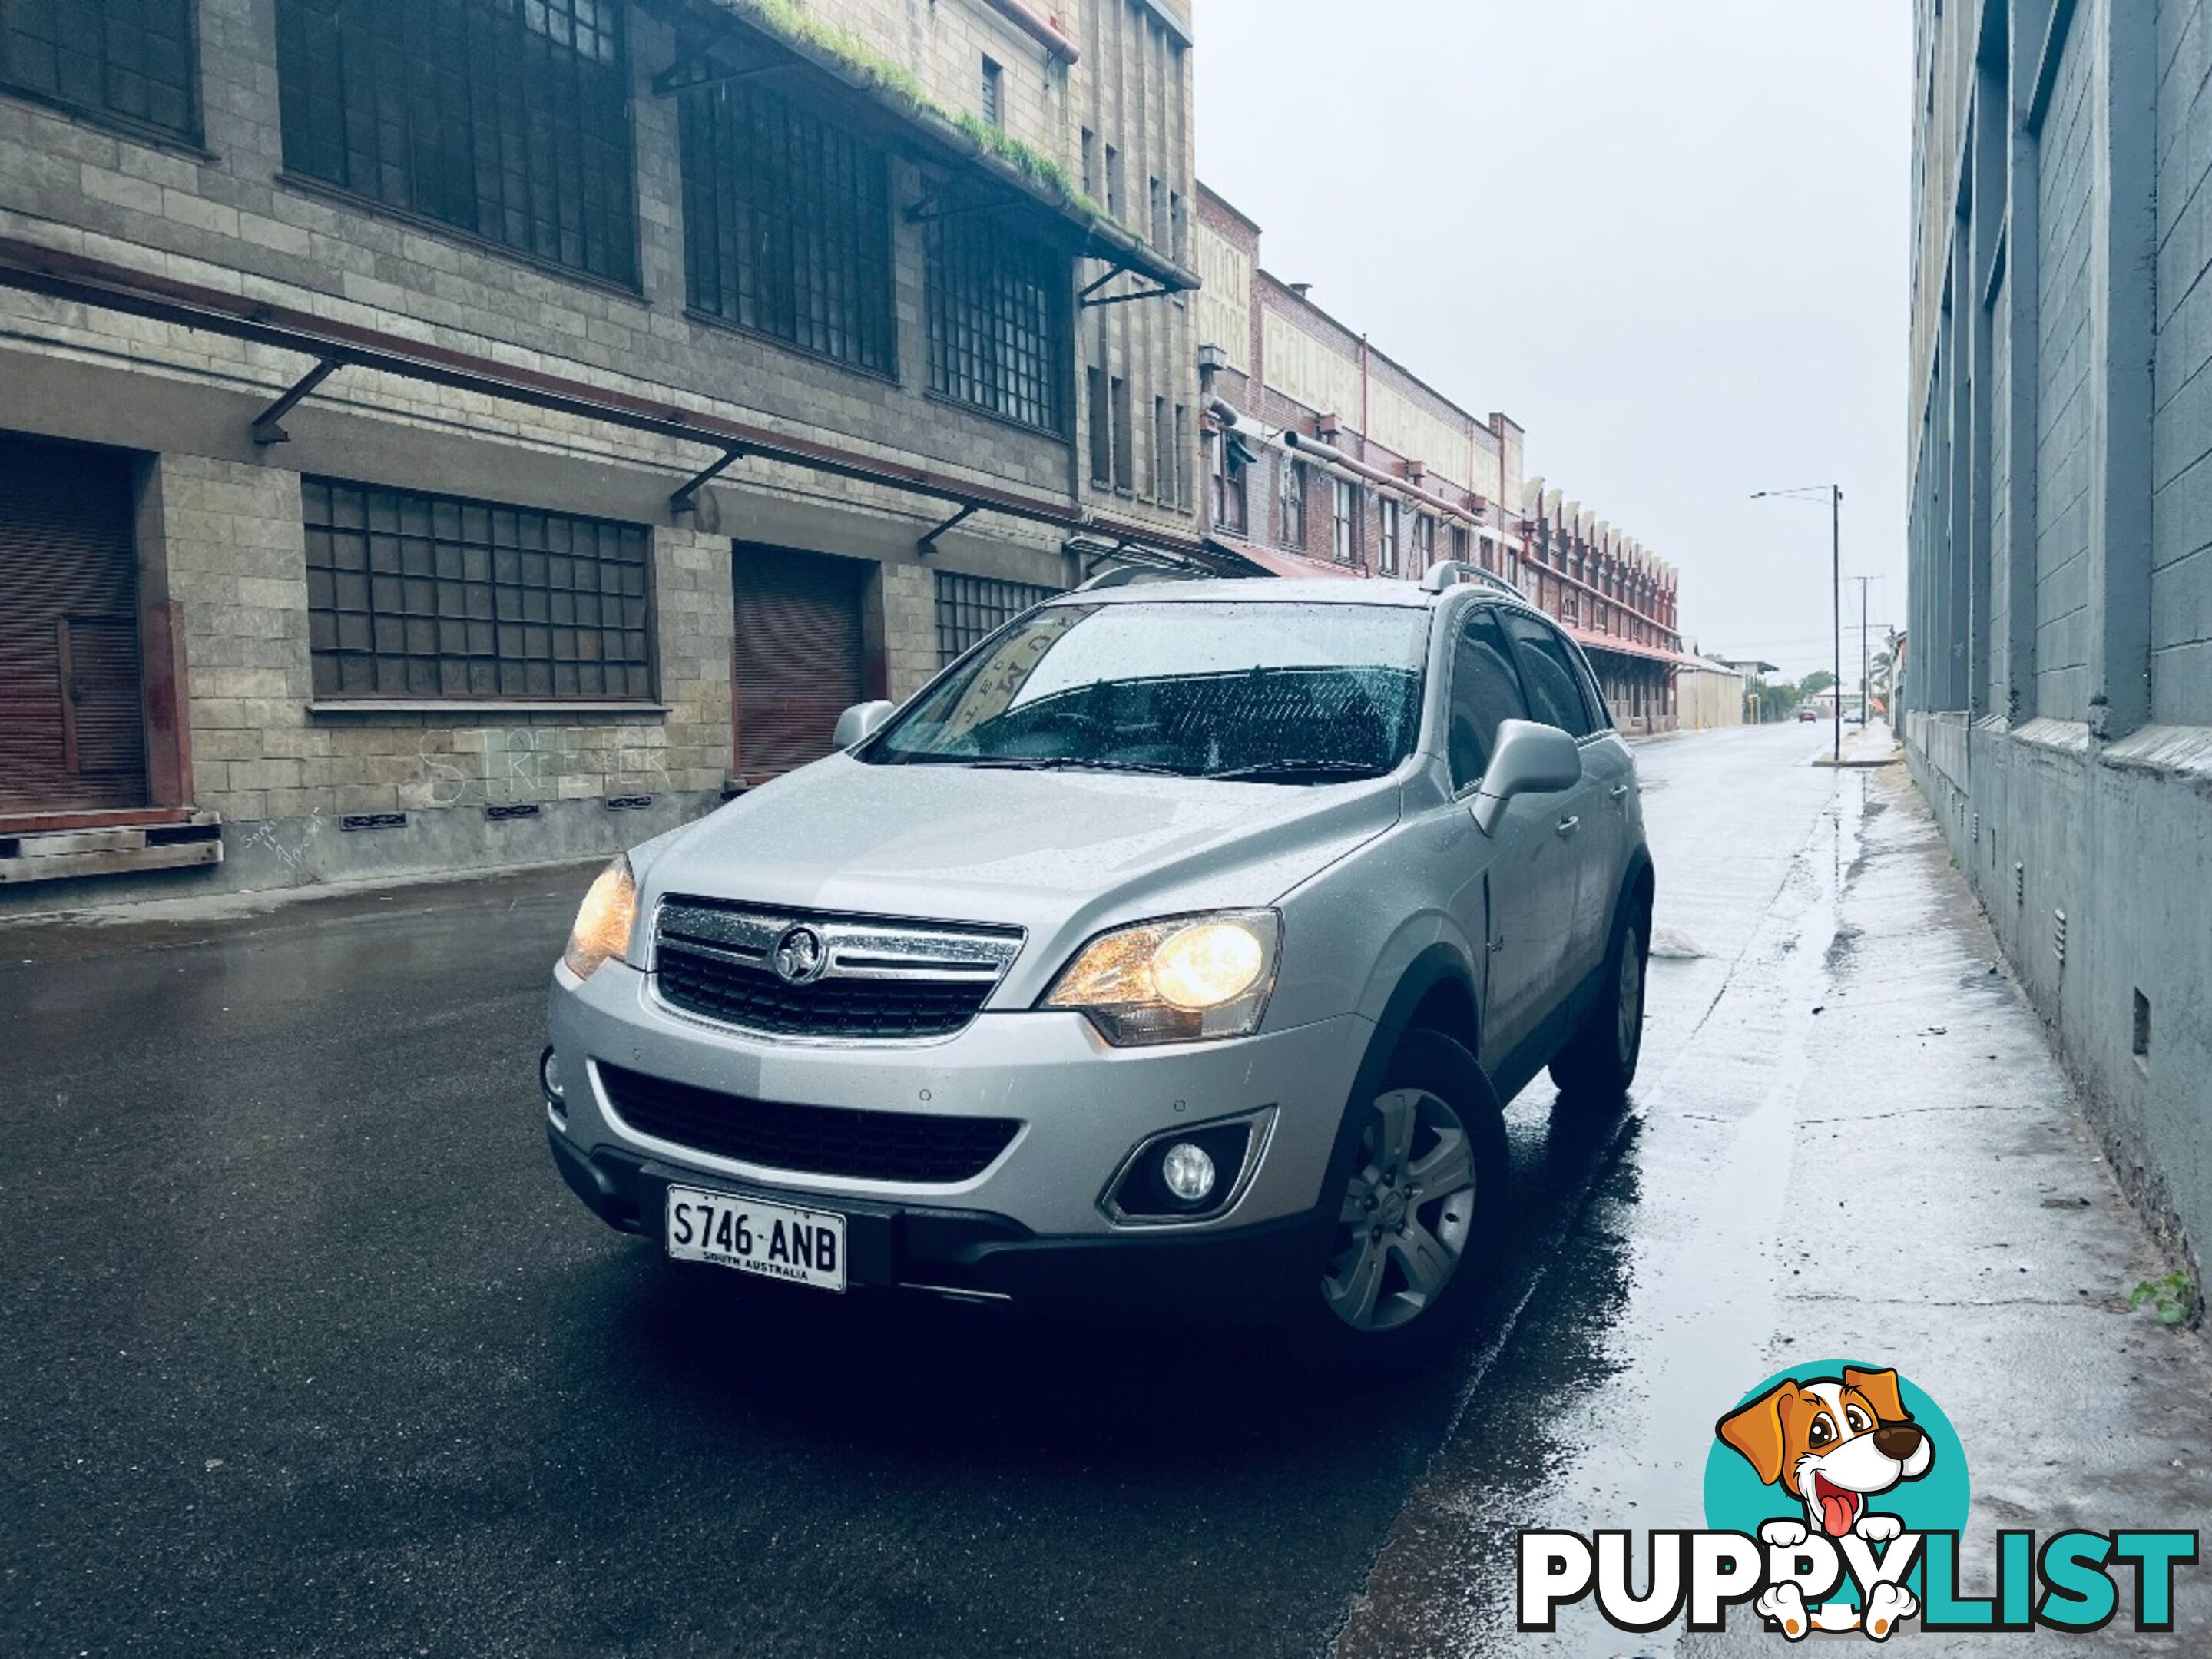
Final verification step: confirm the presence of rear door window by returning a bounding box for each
[1502,612,1597,739]
[1448,608,1531,790]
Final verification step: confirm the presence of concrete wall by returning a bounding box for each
[1677,663,1747,732]
[1906,0,2210,1289]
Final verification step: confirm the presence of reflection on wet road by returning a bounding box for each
[1336,722,1851,1657]
[15,721,2108,1659]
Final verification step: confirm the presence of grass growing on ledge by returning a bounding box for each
[730,0,1112,224]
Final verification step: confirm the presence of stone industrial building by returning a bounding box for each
[1905,0,2211,1281]
[1190,184,1695,733]
[0,0,1203,905]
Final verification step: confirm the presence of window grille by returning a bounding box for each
[1174,405,1192,510]
[1151,396,1174,503]
[0,0,197,137]
[303,478,653,700]
[926,195,1071,434]
[1378,498,1401,576]
[1280,459,1306,549]
[1333,478,1359,565]
[1088,369,1111,485]
[680,73,893,374]
[935,571,1060,664]
[1111,376,1134,490]
[276,0,637,286]
[980,55,1002,127]
[1210,432,1246,531]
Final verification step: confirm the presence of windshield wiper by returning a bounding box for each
[960,756,1187,777]
[1205,759,1391,783]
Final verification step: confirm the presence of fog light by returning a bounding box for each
[539,1045,565,1105]
[1159,1141,1217,1204]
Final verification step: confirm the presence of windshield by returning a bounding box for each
[860,600,1429,781]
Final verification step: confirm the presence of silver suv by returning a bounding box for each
[544,561,1652,1366]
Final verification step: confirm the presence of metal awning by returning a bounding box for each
[0,234,1207,566]
[1204,534,1366,581]
[1567,626,1704,671]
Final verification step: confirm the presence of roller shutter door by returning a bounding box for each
[0,435,147,816]
[730,545,866,779]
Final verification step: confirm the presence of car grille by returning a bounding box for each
[598,1064,1021,1184]
[653,899,1022,1041]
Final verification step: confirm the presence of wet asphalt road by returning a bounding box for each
[4,724,2201,1658]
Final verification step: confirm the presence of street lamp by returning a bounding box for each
[1750,484,1843,764]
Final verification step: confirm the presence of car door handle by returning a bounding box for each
[1555,816,1580,838]
[1608,783,1631,801]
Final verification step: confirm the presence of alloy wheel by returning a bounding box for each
[1322,1088,1479,1333]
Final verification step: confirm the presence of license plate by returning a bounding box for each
[664,1185,846,1293]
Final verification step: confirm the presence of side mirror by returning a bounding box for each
[833,700,896,749]
[1470,718,1582,836]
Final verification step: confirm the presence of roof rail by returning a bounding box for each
[1075,564,1209,592]
[1419,559,1529,600]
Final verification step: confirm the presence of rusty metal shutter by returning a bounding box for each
[730,545,866,780]
[0,434,147,816]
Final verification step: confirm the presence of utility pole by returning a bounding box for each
[1751,484,1845,763]
[1831,487,1842,761]
[1851,575,1884,724]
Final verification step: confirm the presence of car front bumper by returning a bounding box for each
[545,962,1373,1310]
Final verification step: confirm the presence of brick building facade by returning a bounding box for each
[0,0,1202,906]
[1190,184,1690,733]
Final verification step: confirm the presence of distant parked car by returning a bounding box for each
[542,562,1655,1369]
[1796,707,1818,722]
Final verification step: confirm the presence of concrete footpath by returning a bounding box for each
[1684,761,2211,1655]
[1335,749,2210,1657]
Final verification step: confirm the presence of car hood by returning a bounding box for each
[634,755,1401,996]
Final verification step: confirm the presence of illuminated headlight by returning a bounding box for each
[1042,911,1280,1045]
[561,855,637,981]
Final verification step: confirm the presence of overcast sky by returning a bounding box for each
[1193,0,1912,684]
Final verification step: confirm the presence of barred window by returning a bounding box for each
[1151,396,1172,502]
[1174,405,1192,510]
[1209,430,1245,532]
[0,0,197,138]
[1333,479,1359,565]
[1280,458,1306,549]
[980,56,1002,127]
[680,75,893,373]
[1087,369,1111,485]
[1111,376,1134,490]
[303,478,653,700]
[926,198,1071,433]
[935,571,1060,665]
[275,0,637,287]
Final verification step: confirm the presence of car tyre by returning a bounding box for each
[1279,1028,1508,1379]
[1548,893,1650,1102]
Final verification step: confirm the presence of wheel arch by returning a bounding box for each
[1327,945,1486,1188]
[1611,844,1657,942]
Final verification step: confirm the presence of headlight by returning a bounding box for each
[1042,910,1280,1045]
[562,856,637,981]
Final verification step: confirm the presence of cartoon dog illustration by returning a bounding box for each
[1717,1366,1935,1641]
